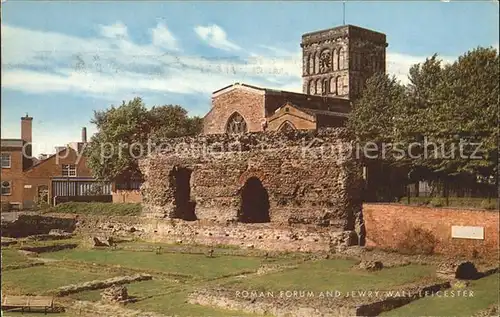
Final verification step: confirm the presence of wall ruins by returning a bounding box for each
[139,128,364,246]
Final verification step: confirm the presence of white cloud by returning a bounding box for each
[1,23,302,100]
[99,21,128,39]
[386,52,456,84]
[194,24,241,51]
[151,22,179,51]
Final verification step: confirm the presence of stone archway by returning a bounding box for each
[171,167,197,221]
[238,177,270,223]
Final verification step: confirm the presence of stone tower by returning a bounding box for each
[301,25,388,101]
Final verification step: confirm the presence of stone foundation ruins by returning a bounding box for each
[139,128,364,250]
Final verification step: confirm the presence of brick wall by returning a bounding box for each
[23,147,92,208]
[267,105,316,131]
[1,150,25,208]
[363,203,499,258]
[112,190,142,203]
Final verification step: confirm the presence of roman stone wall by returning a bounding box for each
[139,129,363,240]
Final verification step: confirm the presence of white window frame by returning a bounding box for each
[62,164,77,177]
[1,153,11,168]
[1,180,12,196]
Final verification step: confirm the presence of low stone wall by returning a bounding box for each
[46,213,356,253]
[112,190,143,204]
[1,215,77,238]
[363,204,499,259]
[55,273,152,296]
[188,280,452,317]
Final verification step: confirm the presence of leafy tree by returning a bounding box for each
[348,46,499,196]
[85,97,202,181]
[347,72,407,148]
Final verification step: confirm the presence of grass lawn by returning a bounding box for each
[43,249,264,279]
[2,313,72,317]
[43,202,141,216]
[1,266,119,295]
[70,279,263,317]
[1,249,33,267]
[222,259,436,293]
[381,273,500,317]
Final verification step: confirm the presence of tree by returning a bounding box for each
[348,46,499,194]
[85,97,202,181]
[347,72,407,147]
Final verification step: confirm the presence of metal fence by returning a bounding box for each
[51,178,112,198]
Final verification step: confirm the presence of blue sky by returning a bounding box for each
[2,1,498,156]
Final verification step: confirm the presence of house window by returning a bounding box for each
[1,153,11,168]
[62,164,77,177]
[1,181,11,195]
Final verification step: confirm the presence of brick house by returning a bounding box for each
[1,116,111,210]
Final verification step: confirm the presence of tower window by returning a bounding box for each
[330,77,336,95]
[309,55,314,74]
[309,80,316,95]
[322,78,329,94]
[338,47,344,70]
[333,49,338,71]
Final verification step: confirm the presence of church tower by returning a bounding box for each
[301,25,388,101]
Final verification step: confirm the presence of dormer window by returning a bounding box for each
[1,153,11,168]
[62,164,77,177]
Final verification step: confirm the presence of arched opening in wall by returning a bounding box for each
[336,76,341,95]
[322,78,329,94]
[333,49,338,71]
[309,80,315,95]
[238,177,270,223]
[278,121,296,133]
[226,112,248,135]
[338,48,344,70]
[316,79,322,95]
[172,167,197,221]
[314,52,320,74]
[309,55,314,74]
[330,77,336,95]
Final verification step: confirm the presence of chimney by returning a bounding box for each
[21,113,33,144]
[21,113,33,170]
[81,127,87,143]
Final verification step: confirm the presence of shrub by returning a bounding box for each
[396,227,437,255]
[480,199,497,210]
[42,202,142,216]
[429,197,445,207]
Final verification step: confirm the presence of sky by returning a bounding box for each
[2,1,499,156]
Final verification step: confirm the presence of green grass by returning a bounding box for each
[1,249,33,267]
[399,196,499,210]
[1,266,120,295]
[42,202,142,216]
[43,249,264,279]
[382,273,500,317]
[2,313,72,317]
[70,279,263,317]
[222,259,436,293]
[126,281,261,317]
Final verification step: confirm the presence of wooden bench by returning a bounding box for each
[1,295,54,314]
